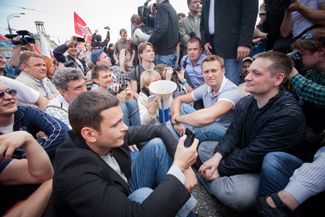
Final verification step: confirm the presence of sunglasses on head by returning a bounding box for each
[0,89,17,99]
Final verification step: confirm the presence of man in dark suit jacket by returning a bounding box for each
[53,91,199,217]
[200,0,258,85]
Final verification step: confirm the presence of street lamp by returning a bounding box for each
[7,13,25,34]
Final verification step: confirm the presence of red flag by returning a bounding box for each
[74,12,92,42]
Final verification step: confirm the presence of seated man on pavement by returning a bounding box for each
[0,81,68,164]
[257,30,325,217]
[0,76,46,110]
[198,51,306,211]
[0,131,53,217]
[15,51,59,101]
[46,67,87,128]
[170,55,242,142]
[180,37,207,89]
[92,64,141,127]
[53,91,199,217]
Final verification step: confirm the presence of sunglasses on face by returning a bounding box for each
[0,89,17,99]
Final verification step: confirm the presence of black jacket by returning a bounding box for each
[215,91,306,176]
[53,125,190,217]
[200,0,258,58]
[148,0,179,55]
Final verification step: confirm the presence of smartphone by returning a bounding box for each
[184,128,195,148]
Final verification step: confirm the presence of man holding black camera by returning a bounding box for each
[53,36,86,73]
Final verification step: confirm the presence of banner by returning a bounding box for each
[74,12,92,42]
[39,32,53,58]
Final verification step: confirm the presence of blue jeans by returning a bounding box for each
[128,138,196,217]
[224,58,242,85]
[121,99,141,126]
[170,104,227,142]
[155,53,177,67]
[258,152,304,197]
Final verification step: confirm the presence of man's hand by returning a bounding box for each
[124,87,134,100]
[288,67,299,80]
[128,144,139,152]
[173,135,199,172]
[174,123,186,136]
[165,67,174,81]
[0,131,32,159]
[176,69,185,82]
[204,42,213,55]
[199,153,222,181]
[147,96,158,115]
[287,0,302,12]
[184,167,197,192]
[237,46,250,60]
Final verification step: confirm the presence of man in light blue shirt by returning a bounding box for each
[171,55,242,142]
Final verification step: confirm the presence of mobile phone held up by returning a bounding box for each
[184,128,195,148]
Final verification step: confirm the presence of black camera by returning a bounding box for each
[287,51,303,72]
[5,30,35,46]
[138,0,155,29]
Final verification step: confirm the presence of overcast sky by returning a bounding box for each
[0,0,188,44]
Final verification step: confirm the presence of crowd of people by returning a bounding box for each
[0,0,324,217]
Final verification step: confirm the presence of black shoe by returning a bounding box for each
[258,193,291,217]
[186,211,198,217]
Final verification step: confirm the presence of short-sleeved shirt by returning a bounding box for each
[181,53,206,88]
[191,76,242,127]
[0,76,39,105]
[291,0,325,37]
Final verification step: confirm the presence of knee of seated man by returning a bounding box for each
[262,152,291,171]
[144,138,167,153]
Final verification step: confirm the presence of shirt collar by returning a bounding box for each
[207,76,227,97]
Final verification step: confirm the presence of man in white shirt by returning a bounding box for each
[46,68,87,128]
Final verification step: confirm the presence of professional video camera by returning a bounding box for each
[138,0,156,29]
[5,30,35,46]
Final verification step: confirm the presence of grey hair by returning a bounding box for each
[52,67,84,90]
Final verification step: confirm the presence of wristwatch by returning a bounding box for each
[171,114,180,125]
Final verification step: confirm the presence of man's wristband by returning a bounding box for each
[180,79,187,85]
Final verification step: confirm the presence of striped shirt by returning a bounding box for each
[285,146,325,204]
[181,53,206,88]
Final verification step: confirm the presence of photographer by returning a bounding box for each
[53,36,86,73]
[287,29,325,158]
[91,27,110,50]
[148,0,179,67]
[131,14,151,47]
[4,30,37,78]
[92,65,141,127]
